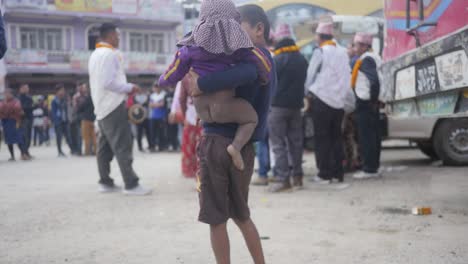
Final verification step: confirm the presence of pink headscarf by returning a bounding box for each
[354,32,373,45]
[274,24,292,40]
[316,22,334,35]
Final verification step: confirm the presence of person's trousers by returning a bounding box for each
[343,113,360,169]
[136,119,152,151]
[81,120,96,155]
[97,104,139,189]
[21,118,32,154]
[8,144,26,158]
[69,120,82,154]
[166,123,179,150]
[255,137,270,178]
[43,125,50,143]
[181,124,202,178]
[151,119,167,150]
[33,126,44,146]
[312,97,345,181]
[55,122,72,154]
[355,100,381,173]
[268,107,304,182]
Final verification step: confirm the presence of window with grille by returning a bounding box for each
[19,27,64,51]
[129,32,165,53]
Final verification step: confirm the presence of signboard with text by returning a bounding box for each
[417,92,459,116]
[435,49,468,91]
[395,66,416,100]
[54,0,112,13]
[416,60,439,96]
[53,0,182,19]
[5,0,48,9]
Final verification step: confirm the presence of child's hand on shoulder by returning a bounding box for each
[188,69,203,97]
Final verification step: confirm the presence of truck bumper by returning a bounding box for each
[388,116,438,140]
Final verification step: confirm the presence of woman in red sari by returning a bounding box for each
[0,88,28,161]
[169,77,202,178]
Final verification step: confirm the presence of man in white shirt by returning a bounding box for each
[88,23,151,195]
[305,22,351,184]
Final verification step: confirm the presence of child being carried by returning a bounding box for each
[159,0,271,170]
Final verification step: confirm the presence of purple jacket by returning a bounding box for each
[159,45,271,88]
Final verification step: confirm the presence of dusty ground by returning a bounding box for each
[0,145,467,264]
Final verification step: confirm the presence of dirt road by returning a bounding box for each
[1,146,467,264]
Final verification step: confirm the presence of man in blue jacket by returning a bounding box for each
[51,84,72,157]
[187,5,275,264]
[0,10,7,59]
[19,84,34,158]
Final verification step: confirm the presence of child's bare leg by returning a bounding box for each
[210,98,258,170]
[210,223,231,264]
[233,218,265,264]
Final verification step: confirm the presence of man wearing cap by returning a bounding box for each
[305,22,351,184]
[268,25,308,192]
[351,32,382,179]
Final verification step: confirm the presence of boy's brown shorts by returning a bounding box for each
[197,134,255,225]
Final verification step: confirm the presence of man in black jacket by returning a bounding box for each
[269,37,308,192]
[19,84,33,158]
[351,32,382,179]
[76,83,96,156]
[0,10,7,59]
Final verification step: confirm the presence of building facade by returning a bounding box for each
[2,0,183,94]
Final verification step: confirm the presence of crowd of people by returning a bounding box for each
[244,20,383,194]
[0,81,180,161]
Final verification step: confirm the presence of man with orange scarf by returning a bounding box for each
[88,23,151,196]
[351,32,382,180]
[305,22,351,185]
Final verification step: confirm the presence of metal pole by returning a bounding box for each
[418,0,424,21]
[406,0,411,29]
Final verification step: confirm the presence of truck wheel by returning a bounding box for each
[416,141,439,160]
[433,119,468,166]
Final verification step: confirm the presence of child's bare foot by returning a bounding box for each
[227,145,245,170]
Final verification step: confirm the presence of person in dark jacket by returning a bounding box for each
[51,84,72,157]
[133,87,152,152]
[76,83,96,156]
[32,96,47,146]
[268,36,308,192]
[18,84,33,158]
[351,32,383,179]
[69,83,85,155]
[0,11,7,59]
[164,86,179,151]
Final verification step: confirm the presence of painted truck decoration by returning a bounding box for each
[382,0,468,165]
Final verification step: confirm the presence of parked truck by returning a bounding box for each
[381,0,468,165]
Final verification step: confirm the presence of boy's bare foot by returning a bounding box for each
[227,144,245,170]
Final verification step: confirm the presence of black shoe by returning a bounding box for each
[332,177,344,183]
[269,180,292,193]
[293,176,303,188]
[149,148,157,153]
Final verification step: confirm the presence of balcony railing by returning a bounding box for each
[5,49,173,75]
